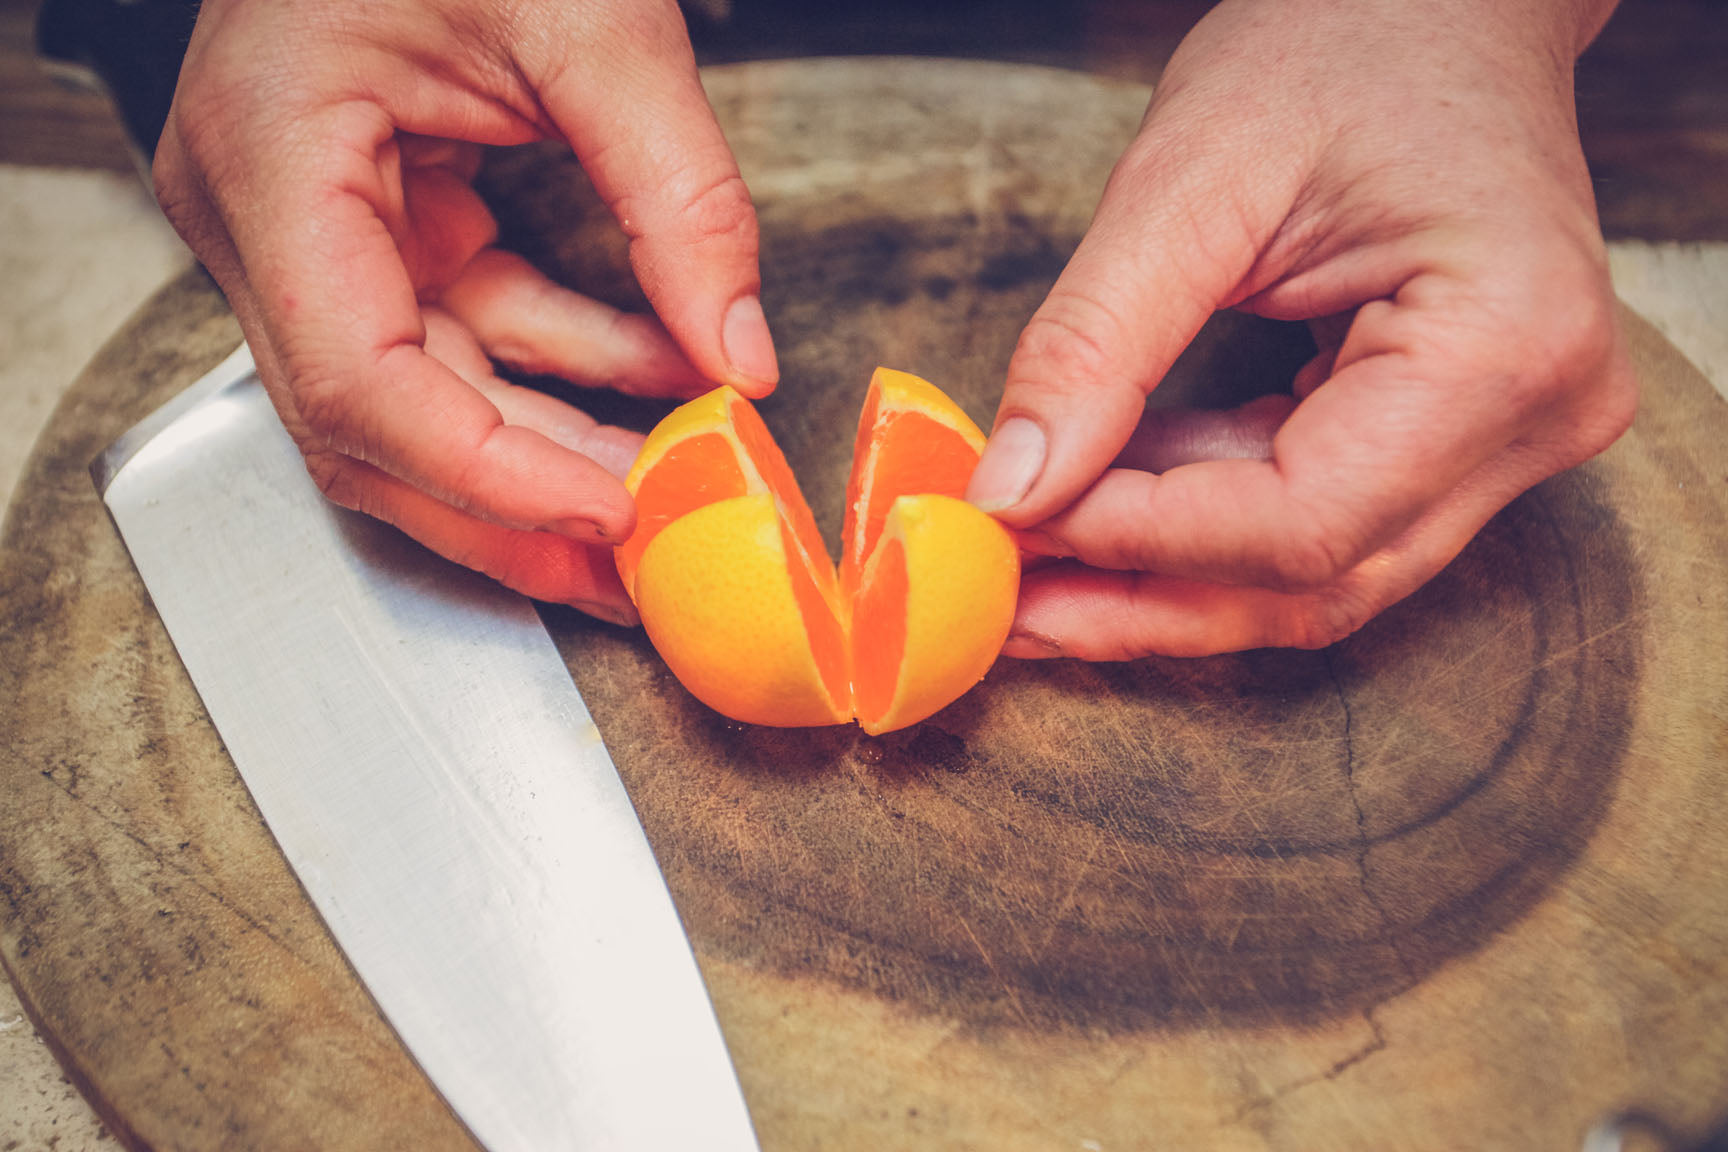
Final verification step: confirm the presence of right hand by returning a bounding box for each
[154,0,777,624]
[967,0,1634,659]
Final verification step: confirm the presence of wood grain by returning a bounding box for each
[2,59,1726,1152]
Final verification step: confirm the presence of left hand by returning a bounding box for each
[153,0,776,625]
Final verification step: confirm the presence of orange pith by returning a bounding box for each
[621,370,1018,734]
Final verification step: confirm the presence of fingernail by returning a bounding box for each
[571,599,639,628]
[546,517,613,543]
[967,417,1046,513]
[722,295,779,387]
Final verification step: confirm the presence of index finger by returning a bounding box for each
[527,1,778,396]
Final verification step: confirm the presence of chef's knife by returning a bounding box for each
[92,344,760,1152]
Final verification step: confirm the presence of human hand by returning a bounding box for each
[154,0,778,624]
[968,0,1636,658]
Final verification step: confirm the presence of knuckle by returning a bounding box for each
[1011,294,1126,395]
[1544,337,1639,468]
[492,534,565,598]
[290,369,355,449]
[1544,275,1618,375]
[1278,587,1378,651]
[1583,349,1640,453]
[151,164,201,245]
[444,531,501,580]
[675,169,757,249]
[290,362,396,480]
[1067,592,1152,662]
[1266,513,1360,590]
[301,448,358,507]
[1491,268,1639,467]
[1521,287,1616,404]
[165,101,218,168]
[159,80,251,183]
[149,136,189,215]
[587,0,688,57]
[150,118,229,250]
[609,163,757,257]
[1471,250,1620,417]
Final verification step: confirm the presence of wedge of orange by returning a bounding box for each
[618,368,1018,734]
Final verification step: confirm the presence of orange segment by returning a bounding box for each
[620,431,749,593]
[620,370,1018,734]
[852,495,1019,735]
[634,494,849,728]
[618,386,832,604]
[840,368,987,597]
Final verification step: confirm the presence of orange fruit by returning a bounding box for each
[618,368,1018,734]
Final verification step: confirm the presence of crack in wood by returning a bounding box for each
[22,757,311,966]
[1230,1004,1392,1125]
[1324,649,1421,989]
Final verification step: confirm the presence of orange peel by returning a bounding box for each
[618,369,1018,734]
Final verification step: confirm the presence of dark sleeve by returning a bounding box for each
[35,0,203,162]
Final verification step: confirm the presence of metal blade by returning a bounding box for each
[94,345,759,1152]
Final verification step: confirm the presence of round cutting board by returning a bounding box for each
[4,59,1727,1152]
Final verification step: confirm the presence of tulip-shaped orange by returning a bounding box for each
[617,369,1019,734]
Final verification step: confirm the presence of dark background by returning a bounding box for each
[3,0,1725,241]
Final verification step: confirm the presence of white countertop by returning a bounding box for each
[1,163,1724,1150]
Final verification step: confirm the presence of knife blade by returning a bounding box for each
[92,344,760,1152]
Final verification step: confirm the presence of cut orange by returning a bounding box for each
[618,369,1018,734]
[839,368,988,598]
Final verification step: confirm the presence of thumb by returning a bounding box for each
[527,2,777,396]
[966,131,1264,527]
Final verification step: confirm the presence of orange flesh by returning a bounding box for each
[842,376,883,540]
[784,521,851,712]
[852,534,908,725]
[842,411,981,595]
[619,433,749,587]
[727,395,833,599]
[625,394,834,602]
[626,378,1000,730]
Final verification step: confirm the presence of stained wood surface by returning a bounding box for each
[2,59,1727,1152]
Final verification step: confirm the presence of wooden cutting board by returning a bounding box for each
[3,58,1726,1152]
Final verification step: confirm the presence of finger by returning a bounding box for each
[440,249,711,398]
[424,307,645,479]
[527,3,776,396]
[308,452,639,624]
[154,124,317,465]
[398,156,499,297]
[399,134,484,182]
[1293,313,1351,399]
[966,112,1280,523]
[1006,441,1546,659]
[207,101,638,542]
[1005,564,1347,659]
[1112,394,1295,473]
[421,306,499,386]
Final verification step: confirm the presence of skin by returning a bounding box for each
[158,0,1634,655]
[154,0,779,626]
[965,0,1636,658]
